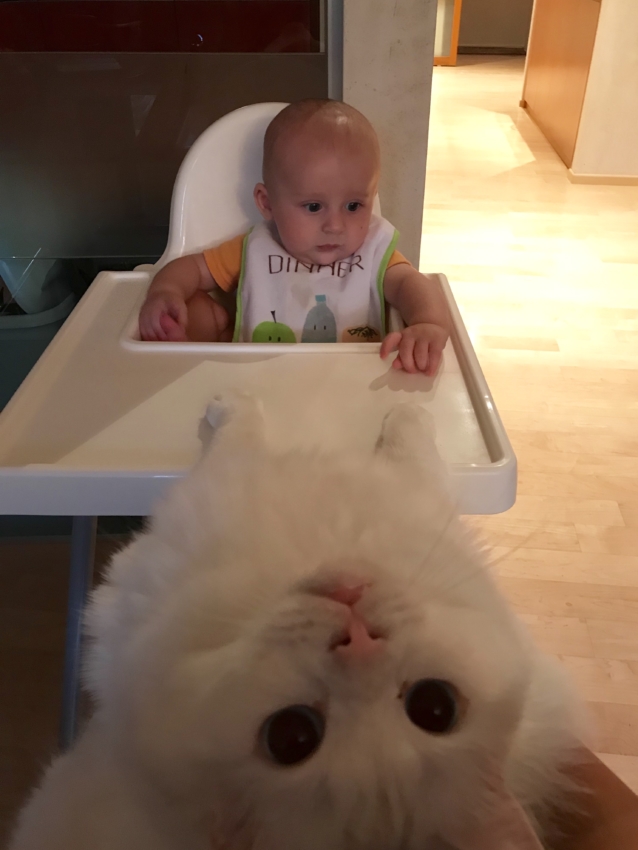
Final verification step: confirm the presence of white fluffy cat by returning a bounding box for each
[10,395,587,850]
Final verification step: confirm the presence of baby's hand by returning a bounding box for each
[139,290,188,342]
[380,322,448,376]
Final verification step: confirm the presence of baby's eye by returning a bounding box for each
[346,202,362,212]
[305,202,322,213]
[260,705,325,766]
[403,679,460,735]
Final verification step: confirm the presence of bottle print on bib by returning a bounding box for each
[301,295,337,343]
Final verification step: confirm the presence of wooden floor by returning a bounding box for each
[424,56,638,792]
[2,54,638,842]
[0,537,123,844]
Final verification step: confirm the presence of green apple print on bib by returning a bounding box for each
[252,311,296,343]
[301,295,337,343]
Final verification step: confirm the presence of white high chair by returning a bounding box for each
[159,102,288,265]
[0,103,516,748]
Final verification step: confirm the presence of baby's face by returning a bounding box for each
[255,139,379,266]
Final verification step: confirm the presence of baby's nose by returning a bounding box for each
[323,212,345,233]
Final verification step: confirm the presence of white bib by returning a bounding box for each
[233,215,399,343]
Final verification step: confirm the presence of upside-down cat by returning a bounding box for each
[10,395,586,850]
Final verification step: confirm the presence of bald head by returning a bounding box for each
[253,100,381,266]
[262,99,380,190]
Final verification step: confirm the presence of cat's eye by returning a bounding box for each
[260,705,325,766]
[404,679,459,735]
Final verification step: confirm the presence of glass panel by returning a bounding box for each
[0,52,327,262]
[0,0,327,410]
[0,1,322,53]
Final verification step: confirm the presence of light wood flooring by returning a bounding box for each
[1,54,638,842]
[424,55,638,792]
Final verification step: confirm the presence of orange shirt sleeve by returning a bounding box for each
[387,249,411,269]
[202,234,246,292]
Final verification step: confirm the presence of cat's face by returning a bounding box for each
[110,487,532,850]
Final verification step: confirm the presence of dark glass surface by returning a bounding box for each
[0,3,327,417]
[0,51,326,263]
[0,0,321,54]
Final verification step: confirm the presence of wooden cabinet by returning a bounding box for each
[521,0,601,167]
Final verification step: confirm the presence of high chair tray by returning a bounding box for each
[0,271,516,515]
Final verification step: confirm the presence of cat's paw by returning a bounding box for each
[378,403,435,446]
[205,392,263,432]
[375,403,446,473]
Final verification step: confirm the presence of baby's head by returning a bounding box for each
[254,99,381,266]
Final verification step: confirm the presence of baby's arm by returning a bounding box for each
[139,253,219,342]
[381,264,450,376]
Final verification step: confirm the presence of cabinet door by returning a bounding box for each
[522,0,601,167]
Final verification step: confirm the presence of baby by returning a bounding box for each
[139,99,450,376]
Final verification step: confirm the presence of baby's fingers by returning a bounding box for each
[169,299,188,331]
[425,345,443,377]
[139,310,165,341]
[380,331,402,360]
[425,334,446,376]
[398,335,418,373]
[413,338,431,373]
[160,313,188,342]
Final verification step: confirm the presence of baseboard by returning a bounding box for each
[458,46,526,55]
[568,170,638,186]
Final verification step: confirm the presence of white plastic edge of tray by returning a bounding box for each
[0,272,516,516]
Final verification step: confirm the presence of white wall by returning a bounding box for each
[459,0,534,50]
[435,0,455,57]
[572,0,638,177]
[343,0,437,266]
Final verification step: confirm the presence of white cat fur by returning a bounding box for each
[10,396,587,850]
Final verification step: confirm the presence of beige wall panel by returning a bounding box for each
[572,0,638,178]
[460,0,533,50]
[343,0,437,266]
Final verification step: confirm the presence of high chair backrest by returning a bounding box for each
[158,102,287,267]
[158,101,382,268]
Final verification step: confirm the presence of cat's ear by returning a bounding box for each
[441,760,544,850]
[200,392,266,460]
[376,403,453,489]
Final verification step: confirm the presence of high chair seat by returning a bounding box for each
[159,102,286,265]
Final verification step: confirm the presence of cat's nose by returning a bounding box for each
[325,584,366,607]
[305,575,385,657]
[331,612,384,660]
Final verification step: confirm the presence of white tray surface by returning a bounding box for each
[0,272,515,515]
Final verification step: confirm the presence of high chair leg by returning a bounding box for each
[59,516,97,750]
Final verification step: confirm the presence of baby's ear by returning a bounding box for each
[254,183,274,220]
